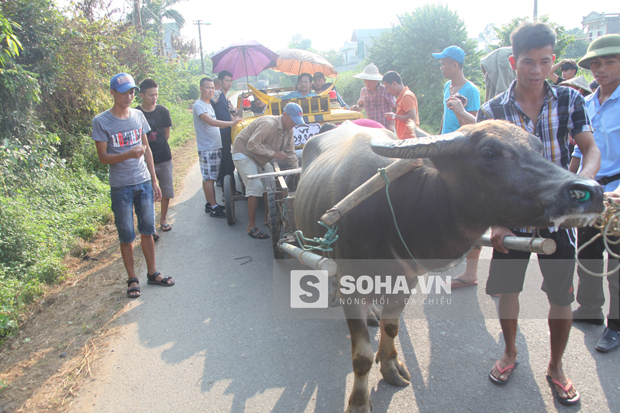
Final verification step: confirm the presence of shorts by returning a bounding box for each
[486,228,576,307]
[110,181,156,244]
[154,160,174,199]
[198,149,222,181]
[233,157,274,197]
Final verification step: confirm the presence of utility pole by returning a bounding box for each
[533,0,538,21]
[194,20,211,75]
[134,0,142,35]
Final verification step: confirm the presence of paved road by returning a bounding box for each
[71,163,619,413]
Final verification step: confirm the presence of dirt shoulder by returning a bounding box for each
[0,138,198,412]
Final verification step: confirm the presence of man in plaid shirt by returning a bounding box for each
[351,63,396,129]
[478,23,600,405]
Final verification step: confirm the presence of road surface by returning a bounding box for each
[70,162,620,413]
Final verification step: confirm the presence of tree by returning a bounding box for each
[563,27,590,59]
[491,15,574,59]
[478,23,497,53]
[288,34,311,50]
[125,0,187,56]
[369,4,482,130]
[0,12,22,67]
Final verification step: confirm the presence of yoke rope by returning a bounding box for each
[378,168,468,273]
[293,221,339,252]
[576,198,620,277]
[284,197,339,252]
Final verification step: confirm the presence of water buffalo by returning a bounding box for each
[294,120,604,413]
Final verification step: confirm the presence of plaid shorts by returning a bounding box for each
[198,149,221,181]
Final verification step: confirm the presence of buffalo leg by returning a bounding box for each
[344,303,374,413]
[366,303,381,326]
[375,298,411,386]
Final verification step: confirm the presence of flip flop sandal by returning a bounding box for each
[146,271,175,286]
[450,278,478,288]
[248,227,269,239]
[546,375,580,405]
[161,224,172,232]
[489,361,519,385]
[126,278,141,298]
[153,233,160,242]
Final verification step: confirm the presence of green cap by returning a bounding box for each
[578,34,620,69]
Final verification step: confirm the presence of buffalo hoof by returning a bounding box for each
[376,354,411,387]
[366,304,381,326]
[345,400,372,413]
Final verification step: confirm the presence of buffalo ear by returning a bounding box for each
[370,131,470,159]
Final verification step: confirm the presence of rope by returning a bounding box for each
[378,168,467,273]
[282,194,338,252]
[293,221,339,252]
[576,198,620,277]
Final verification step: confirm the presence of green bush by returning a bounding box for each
[0,166,110,335]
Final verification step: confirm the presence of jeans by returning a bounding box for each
[110,181,156,244]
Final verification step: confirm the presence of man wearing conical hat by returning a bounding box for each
[571,34,620,354]
[351,63,396,129]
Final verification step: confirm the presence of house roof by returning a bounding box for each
[351,29,387,43]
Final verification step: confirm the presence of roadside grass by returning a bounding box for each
[0,100,195,337]
[167,101,195,149]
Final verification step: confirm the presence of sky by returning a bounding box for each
[75,0,617,54]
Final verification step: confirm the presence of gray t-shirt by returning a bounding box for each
[193,99,222,151]
[92,109,151,187]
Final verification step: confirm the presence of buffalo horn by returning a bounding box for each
[370,131,469,159]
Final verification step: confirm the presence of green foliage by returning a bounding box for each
[166,101,194,149]
[491,15,574,59]
[0,12,22,67]
[368,4,483,129]
[563,27,590,59]
[333,65,365,106]
[2,0,62,84]
[0,65,42,142]
[0,166,110,335]
[288,34,312,50]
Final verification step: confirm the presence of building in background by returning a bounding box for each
[582,12,620,40]
[163,21,180,58]
[336,29,387,73]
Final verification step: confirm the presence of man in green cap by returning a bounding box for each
[571,34,620,353]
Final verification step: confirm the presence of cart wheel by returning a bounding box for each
[267,188,283,259]
[224,174,236,225]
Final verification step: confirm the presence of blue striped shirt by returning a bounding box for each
[572,84,620,192]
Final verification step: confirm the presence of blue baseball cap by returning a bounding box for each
[283,102,305,125]
[110,73,139,93]
[432,46,465,64]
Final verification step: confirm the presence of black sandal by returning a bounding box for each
[127,278,141,298]
[147,271,175,286]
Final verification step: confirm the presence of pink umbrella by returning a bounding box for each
[211,40,279,81]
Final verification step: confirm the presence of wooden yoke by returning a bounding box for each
[320,159,423,226]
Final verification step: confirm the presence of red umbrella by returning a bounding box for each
[211,40,279,81]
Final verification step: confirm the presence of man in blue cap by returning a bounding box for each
[232,103,303,239]
[92,73,175,298]
[432,45,481,134]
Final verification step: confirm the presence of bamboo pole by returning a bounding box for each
[320,159,422,226]
[247,168,302,179]
[476,235,556,255]
[280,243,337,276]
